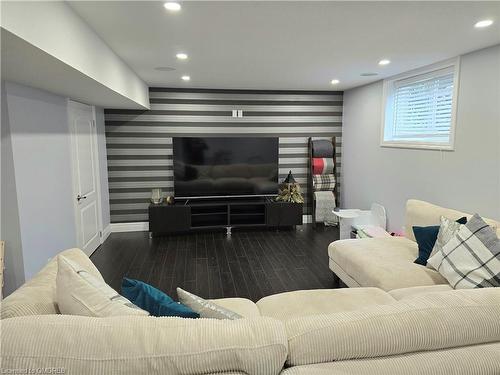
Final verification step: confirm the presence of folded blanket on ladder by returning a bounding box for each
[314,191,337,225]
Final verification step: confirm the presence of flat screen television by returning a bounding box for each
[173,137,279,198]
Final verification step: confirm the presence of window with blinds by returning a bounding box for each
[382,60,459,150]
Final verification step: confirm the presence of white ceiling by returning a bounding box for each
[69,1,500,91]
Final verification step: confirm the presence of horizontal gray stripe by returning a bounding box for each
[105,121,343,129]
[109,181,174,188]
[111,213,149,222]
[104,114,342,123]
[108,170,173,178]
[108,185,341,201]
[149,103,343,112]
[106,126,342,134]
[105,147,335,159]
[110,198,152,204]
[279,136,342,144]
[107,159,171,167]
[149,98,344,106]
[105,109,342,117]
[110,192,170,199]
[108,165,172,171]
[107,155,171,160]
[105,136,342,144]
[148,91,343,101]
[107,148,173,156]
[109,176,174,182]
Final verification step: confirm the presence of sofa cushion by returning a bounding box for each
[177,287,242,319]
[412,225,440,265]
[285,288,500,366]
[1,248,103,319]
[256,288,395,321]
[2,315,287,375]
[427,215,467,262]
[328,237,447,291]
[57,256,149,317]
[279,342,500,375]
[388,285,453,300]
[210,297,261,318]
[405,199,500,242]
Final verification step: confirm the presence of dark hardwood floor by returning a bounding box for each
[91,225,339,302]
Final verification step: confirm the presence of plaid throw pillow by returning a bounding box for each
[427,214,500,289]
[312,174,336,191]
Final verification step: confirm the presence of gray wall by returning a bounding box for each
[1,82,111,294]
[4,82,78,284]
[105,89,343,223]
[342,45,500,232]
[1,81,25,296]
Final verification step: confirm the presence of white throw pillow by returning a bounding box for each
[427,214,500,289]
[177,287,242,319]
[426,216,465,268]
[56,255,149,317]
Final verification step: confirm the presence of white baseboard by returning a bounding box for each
[302,215,313,224]
[101,224,112,242]
[110,216,313,233]
[111,222,149,233]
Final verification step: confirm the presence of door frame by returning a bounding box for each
[67,99,105,255]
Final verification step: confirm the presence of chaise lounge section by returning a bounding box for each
[328,199,500,291]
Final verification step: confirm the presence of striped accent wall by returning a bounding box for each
[105,89,343,223]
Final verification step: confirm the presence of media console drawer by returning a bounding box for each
[149,204,191,234]
[266,202,303,227]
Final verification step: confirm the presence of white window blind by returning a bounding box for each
[382,60,458,150]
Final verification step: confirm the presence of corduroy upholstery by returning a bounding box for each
[280,343,500,375]
[256,288,396,321]
[285,288,500,366]
[1,315,288,375]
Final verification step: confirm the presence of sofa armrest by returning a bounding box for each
[1,315,288,375]
[405,199,500,241]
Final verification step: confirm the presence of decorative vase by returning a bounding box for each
[151,188,163,204]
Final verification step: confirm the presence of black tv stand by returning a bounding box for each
[148,197,303,236]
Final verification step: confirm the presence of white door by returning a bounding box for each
[68,101,102,256]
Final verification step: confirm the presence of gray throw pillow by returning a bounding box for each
[176,288,242,319]
[426,216,464,268]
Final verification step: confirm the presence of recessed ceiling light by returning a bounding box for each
[181,75,190,81]
[378,59,391,66]
[330,79,340,85]
[474,19,494,28]
[176,53,188,60]
[155,66,176,72]
[164,2,181,11]
[360,72,378,77]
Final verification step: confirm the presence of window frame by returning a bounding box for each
[380,58,460,151]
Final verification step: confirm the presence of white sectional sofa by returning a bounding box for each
[328,199,500,291]
[2,247,500,374]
